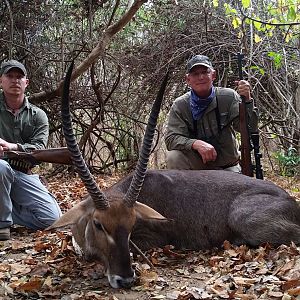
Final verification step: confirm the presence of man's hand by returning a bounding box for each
[235,80,251,102]
[192,140,217,163]
[0,138,18,157]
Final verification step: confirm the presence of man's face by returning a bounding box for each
[0,68,29,97]
[186,65,216,97]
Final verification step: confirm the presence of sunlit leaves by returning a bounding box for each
[213,0,218,7]
[268,51,283,69]
[253,19,262,30]
[285,32,293,42]
[224,3,238,16]
[287,6,296,21]
[254,33,262,43]
[232,17,242,29]
[223,3,242,29]
[223,0,300,46]
[242,0,251,9]
[250,65,265,76]
[266,21,275,30]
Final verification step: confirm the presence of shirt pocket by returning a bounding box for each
[21,123,35,140]
[219,112,229,129]
[199,111,220,140]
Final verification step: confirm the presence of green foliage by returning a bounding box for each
[287,6,297,20]
[223,0,300,45]
[250,65,265,75]
[212,0,219,7]
[224,3,238,15]
[242,0,251,9]
[274,147,300,177]
[267,51,283,69]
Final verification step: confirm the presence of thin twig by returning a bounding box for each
[130,240,155,269]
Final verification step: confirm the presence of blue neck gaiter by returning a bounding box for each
[189,87,215,120]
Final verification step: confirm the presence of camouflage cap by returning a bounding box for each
[0,60,27,76]
[187,55,213,73]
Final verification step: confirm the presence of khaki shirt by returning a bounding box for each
[164,87,258,168]
[0,92,49,152]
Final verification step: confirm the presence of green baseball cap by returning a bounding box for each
[0,60,27,76]
[187,55,213,73]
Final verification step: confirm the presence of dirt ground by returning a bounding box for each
[0,172,299,300]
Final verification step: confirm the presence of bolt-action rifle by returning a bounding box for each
[237,53,263,179]
[3,147,72,173]
[237,53,253,177]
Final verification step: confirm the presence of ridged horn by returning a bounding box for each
[61,61,109,210]
[124,71,169,207]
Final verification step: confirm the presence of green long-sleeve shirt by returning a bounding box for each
[164,87,258,168]
[0,92,49,152]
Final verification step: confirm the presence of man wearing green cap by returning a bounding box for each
[165,55,258,171]
[0,59,61,241]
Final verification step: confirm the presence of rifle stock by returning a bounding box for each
[4,147,73,166]
[237,53,253,177]
[239,101,253,176]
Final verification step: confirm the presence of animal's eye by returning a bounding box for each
[93,220,104,231]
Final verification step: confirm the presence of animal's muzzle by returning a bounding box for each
[108,271,136,289]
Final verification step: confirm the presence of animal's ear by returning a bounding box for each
[46,200,91,230]
[135,201,167,220]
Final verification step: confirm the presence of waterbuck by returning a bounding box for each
[48,62,300,289]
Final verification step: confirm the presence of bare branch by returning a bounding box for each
[29,0,148,104]
[239,9,300,26]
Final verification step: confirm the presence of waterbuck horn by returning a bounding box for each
[124,71,169,207]
[61,61,109,210]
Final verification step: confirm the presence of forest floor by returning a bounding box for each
[0,170,299,300]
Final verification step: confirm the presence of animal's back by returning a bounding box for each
[112,170,300,249]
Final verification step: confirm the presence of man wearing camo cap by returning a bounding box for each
[0,59,61,240]
[165,54,258,171]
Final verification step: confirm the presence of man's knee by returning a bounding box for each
[167,149,215,170]
[0,159,12,174]
[37,195,62,229]
[224,163,241,173]
[25,200,61,230]
[166,150,191,169]
[39,212,61,229]
[0,160,14,183]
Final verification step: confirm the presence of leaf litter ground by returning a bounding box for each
[0,172,299,300]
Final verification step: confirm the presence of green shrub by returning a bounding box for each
[274,147,300,177]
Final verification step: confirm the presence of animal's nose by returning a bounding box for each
[117,276,135,289]
[108,272,136,289]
